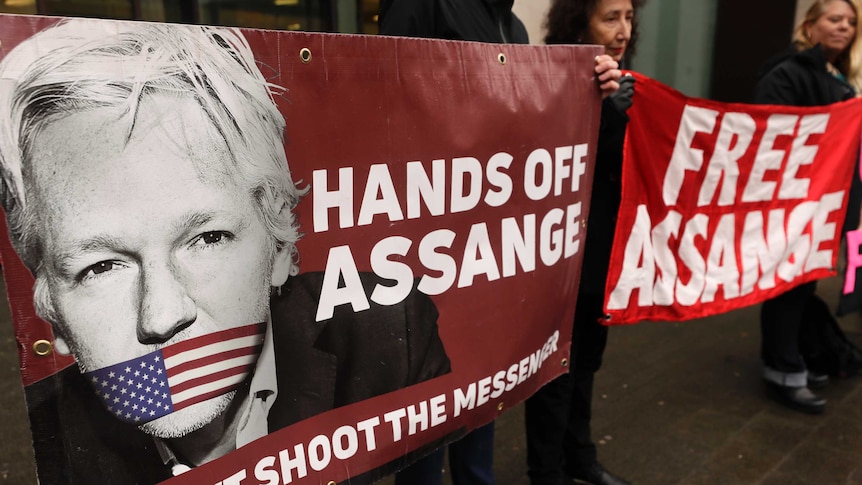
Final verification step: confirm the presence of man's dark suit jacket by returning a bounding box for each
[23,272,451,484]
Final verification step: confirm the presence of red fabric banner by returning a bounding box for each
[605,73,862,324]
[0,14,601,485]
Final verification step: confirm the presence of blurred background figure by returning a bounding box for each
[379,0,528,43]
[379,4,527,485]
[754,0,862,415]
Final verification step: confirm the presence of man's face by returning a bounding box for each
[26,93,291,438]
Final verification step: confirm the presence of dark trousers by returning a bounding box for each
[394,422,496,485]
[760,281,817,377]
[523,292,609,485]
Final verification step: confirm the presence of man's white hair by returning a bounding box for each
[0,19,305,320]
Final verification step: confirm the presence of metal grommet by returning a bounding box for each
[327,481,336,485]
[561,358,568,367]
[33,340,53,356]
[300,47,312,64]
[603,314,612,321]
[496,402,504,412]
[497,52,507,65]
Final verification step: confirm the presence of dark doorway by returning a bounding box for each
[710,1,796,102]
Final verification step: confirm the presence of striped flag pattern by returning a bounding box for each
[84,322,265,425]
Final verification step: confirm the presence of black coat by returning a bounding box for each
[753,43,861,235]
[379,0,529,45]
[753,43,855,106]
[24,272,450,484]
[578,98,629,296]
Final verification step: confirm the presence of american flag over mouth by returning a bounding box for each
[84,322,265,425]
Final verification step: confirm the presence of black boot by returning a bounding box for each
[567,462,631,485]
[764,381,826,414]
[563,372,632,485]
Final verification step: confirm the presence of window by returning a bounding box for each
[0,0,381,33]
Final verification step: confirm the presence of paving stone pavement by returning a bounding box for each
[2,274,862,484]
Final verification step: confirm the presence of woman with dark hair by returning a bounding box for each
[524,1,644,484]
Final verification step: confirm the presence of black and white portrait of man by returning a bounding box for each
[0,18,450,483]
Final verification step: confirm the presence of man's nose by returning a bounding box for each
[137,261,197,344]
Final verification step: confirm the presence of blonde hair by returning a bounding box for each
[793,0,862,91]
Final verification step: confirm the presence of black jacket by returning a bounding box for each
[24,272,450,484]
[754,43,861,235]
[379,0,529,44]
[578,98,629,295]
[753,43,855,106]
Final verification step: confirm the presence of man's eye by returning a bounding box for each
[192,231,233,247]
[78,261,119,281]
[202,232,224,244]
[92,261,116,275]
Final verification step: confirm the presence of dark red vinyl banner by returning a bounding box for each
[0,14,602,485]
[605,74,862,324]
